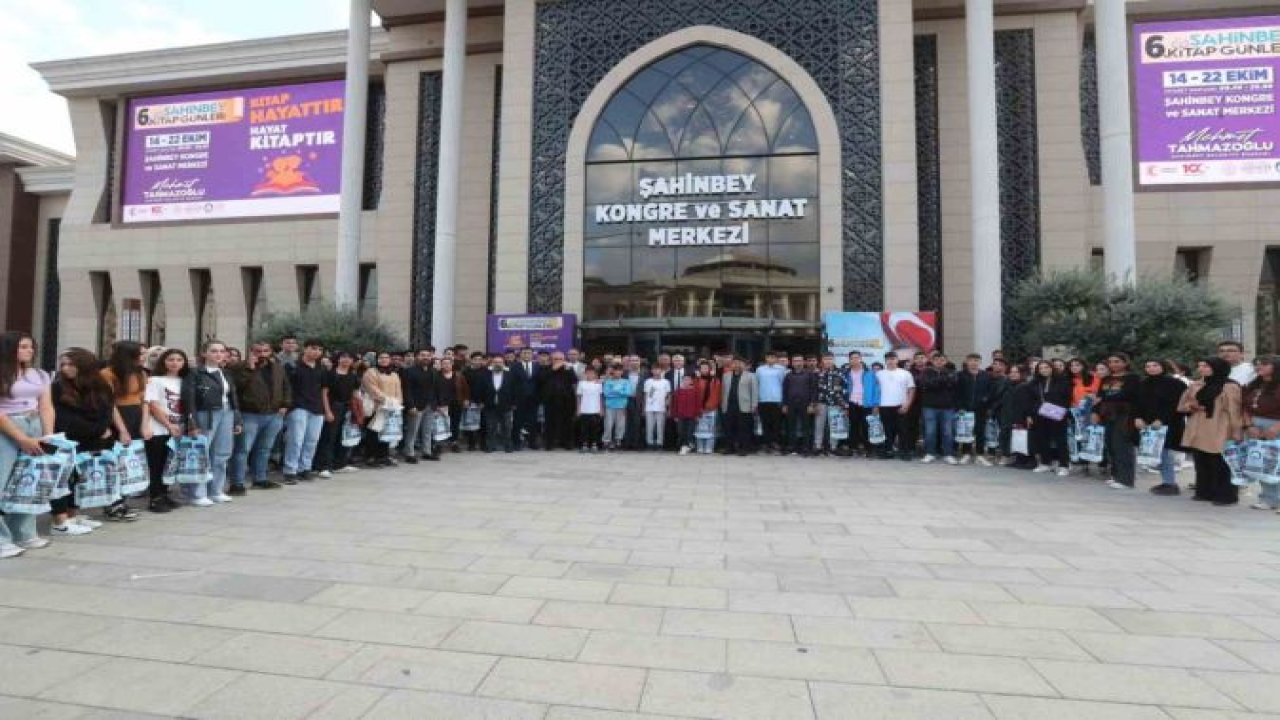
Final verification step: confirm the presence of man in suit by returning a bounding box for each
[475,353,517,452]
[720,356,759,456]
[510,347,542,450]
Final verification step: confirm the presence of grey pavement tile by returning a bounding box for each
[779,574,896,597]
[1163,710,1280,720]
[312,608,459,647]
[190,631,362,678]
[566,563,672,586]
[325,645,498,693]
[545,707,699,720]
[640,669,814,720]
[534,600,665,633]
[1124,590,1274,616]
[361,689,547,720]
[1100,609,1272,641]
[661,608,795,642]
[67,618,240,663]
[498,576,615,602]
[1215,639,1280,672]
[926,623,1093,661]
[669,568,779,590]
[0,609,116,650]
[809,683,995,720]
[727,590,853,617]
[1031,659,1242,709]
[1068,631,1256,671]
[478,657,648,711]
[728,639,884,684]
[0,644,110,697]
[417,591,545,623]
[194,598,346,634]
[1199,671,1280,713]
[183,674,385,720]
[971,602,1124,632]
[1003,584,1145,609]
[304,582,435,613]
[875,648,1058,696]
[981,695,1174,720]
[394,567,512,594]
[579,630,725,672]
[889,578,1019,603]
[0,696,88,719]
[848,597,983,624]
[40,657,240,716]
[611,582,727,610]
[441,620,589,660]
[793,616,939,651]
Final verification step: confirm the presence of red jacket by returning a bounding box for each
[672,387,701,420]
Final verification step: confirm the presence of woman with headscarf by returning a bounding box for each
[1178,357,1244,506]
[360,351,403,468]
[1135,359,1188,496]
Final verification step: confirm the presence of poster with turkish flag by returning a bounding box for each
[823,312,938,366]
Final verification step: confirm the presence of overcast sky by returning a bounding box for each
[0,0,369,155]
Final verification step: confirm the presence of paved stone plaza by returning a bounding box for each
[0,453,1277,719]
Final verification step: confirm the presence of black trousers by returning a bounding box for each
[758,403,783,448]
[543,395,575,450]
[848,405,872,452]
[577,414,602,448]
[901,403,922,456]
[315,401,351,472]
[484,408,513,451]
[1031,418,1069,466]
[515,398,540,448]
[879,406,901,456]
[784,404,812,451]
[624,399,645,449]
[724,407,753,453]
[144,435,170,500]
[1193,450,1237,503]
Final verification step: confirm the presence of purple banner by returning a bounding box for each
[122,80,346,222]
[1134,15,1280,187]
[487,315,577,354]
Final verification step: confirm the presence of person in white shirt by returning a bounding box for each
[1218,341,1257,386]
[642,365,672,449]
[575,367,605,453]
[875,353,916,458]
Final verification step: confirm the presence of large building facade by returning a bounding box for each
[17,0,1280,360]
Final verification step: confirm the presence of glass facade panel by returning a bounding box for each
[584,45,819,324]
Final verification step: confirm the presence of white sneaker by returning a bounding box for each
[1032,465,1052,473]
[52,523,92,536]
[1251,502,1274,510]
[958,455,972,465]
[337,465,360,473]
[921,455,936,464]
[0,544,24,558]
[191,498,215,507]
[210,494,233,503]
[1056,467,1071,477]
[73,516,102,529]
[976,456,993,467]
[943,456,959,465]
[318,470,333,479]
[1107,480,1132,489]
[679,446,691,456]
[17,537,50,549]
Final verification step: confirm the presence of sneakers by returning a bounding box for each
[1151,484,1181,496]
[252,480,283,490]
[1250,501,1275,510]
[1055,467,1071,478]
[104,504,140,522]
[976,456,993,467]
[921,455,936,464]
[943,456,959,465]
[282,475,299,485]
[0,544,24,558]
[228,485,247,497]
[318,470,333,479]
[336,465,359,473]
[17,537,50,549]
[298,472,315,482]
[1107,480,1132,489]
[1032,465,1052,473]
[74,516,103,529]
[679,446,691,456]
[958,455,972,465]
[190,497,215,507]
[210,494,233,503]
[52,523,92,536]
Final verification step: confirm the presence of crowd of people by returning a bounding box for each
[0,330,1276,559]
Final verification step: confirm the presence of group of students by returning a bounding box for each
[1,332,1276,558]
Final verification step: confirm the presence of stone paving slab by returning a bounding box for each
[0,452,1276,718]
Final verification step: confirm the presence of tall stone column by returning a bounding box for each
[336,0,371,308]
[431,0,468,347]
[966,0,1002,356]
[1097,0,1137,284]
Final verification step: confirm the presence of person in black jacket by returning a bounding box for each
[919,352,959,463]
[1028,361,1073,475]
[475,354,517,452]
[1135,359,1187,496]
[956,354,994,466]
[461,352,489,451]
[998,365,1039,468]
[541,352,579,451]
[400,348,446,463]
[1092,353,1142,489]
[181,340,242,505]
[782,355,817,455]
[510,348,542,450]
[49,348,122,534]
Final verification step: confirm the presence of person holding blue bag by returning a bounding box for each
[1135,359,1187,496]
[1179,357,1244,507]
[1243,356,1280,513]
[1093,353,1141,490]
[49,347,119,534]
[180,340,242,506]
[143,349,188,512]
[0,332,56,556]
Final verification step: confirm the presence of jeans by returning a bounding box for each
[232,412,284,486]
[283,409,323,475]
[1156,447,1178,486]
[645,411,666,446]
[402,409,436,458]
[923,407,956,457]
[813,404,834,450]
[603,408,627,445]
[188,409,234,500]
[0,413,41,544]
[696,411,717,454]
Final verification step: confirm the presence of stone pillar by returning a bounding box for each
[336,0,371,308]
[431,0,468,346]
[965,0,1002,356]
[1096,0,1137,284]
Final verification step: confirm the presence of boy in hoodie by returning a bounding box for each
[919,352,959,464]
[671,375,701,455]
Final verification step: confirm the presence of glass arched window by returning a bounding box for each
[584,45,820,324]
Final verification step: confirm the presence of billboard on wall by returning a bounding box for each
[487,314,577,354]
[824,312,938,366]
[121,80,346,222]
[1133,15,1280,187]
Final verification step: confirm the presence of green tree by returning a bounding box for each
[1011,269,1236,363]
[253,303,405,352]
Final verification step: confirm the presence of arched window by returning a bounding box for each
[584,45,820,324]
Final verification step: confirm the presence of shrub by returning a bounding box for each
[1011,269,1236,363]
[253,303,405,353]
